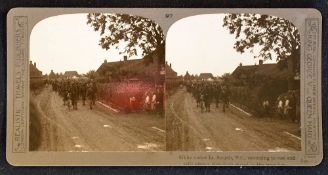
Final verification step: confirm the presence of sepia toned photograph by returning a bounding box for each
[6,8,322,166]
[29,13,166,152]
[166,14,301,152]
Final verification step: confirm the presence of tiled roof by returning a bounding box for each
[231,63,288,79]
[199,73,214,79]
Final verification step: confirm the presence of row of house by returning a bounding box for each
[32,57,297,89]
[29,61,42,79]
[96,53,178,83]
[30,53,179,82]
[181,59,299,87]
[231,60,287,82]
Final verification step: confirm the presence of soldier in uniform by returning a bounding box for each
[87,80,97,110]
[199,87,206,113]
[194,86,201,108]
[80,82,87,106]
[204,85,212,112]
[214,84,221,108]
[199,92,205,113]
[221,85,230,112]
[70,81,79,110]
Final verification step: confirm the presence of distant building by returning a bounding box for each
[230,59,302,91]
[229,59,300,117]
[164,62,180,90]
[96,51,165,83]
[64,71,79,79]
[29,61,42,79]
[231,60,289,81]
[199,73,214,81]
[165,62,178,80]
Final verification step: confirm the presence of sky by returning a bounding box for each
[30,13,141,75]
[166,14,275,76]
[30,13,276,76]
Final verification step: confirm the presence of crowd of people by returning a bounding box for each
[48,78,98,110]
[184,81,299,122]
[48,78,165,114]
[185,81,231,113]
[46,77,297,121]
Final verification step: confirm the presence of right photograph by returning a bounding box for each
[165,13,301,152]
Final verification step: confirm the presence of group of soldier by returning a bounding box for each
[48,78,98,110]
[185,81,231,113]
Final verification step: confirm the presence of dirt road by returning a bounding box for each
[30,86,165,151]
[166,87,301,152]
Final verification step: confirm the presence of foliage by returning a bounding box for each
[230,78,289,116]
[223,14,300,62]
[184,71,191,80]
[87,13,164,57]
[221,73,231,83]
[86,70,97,79]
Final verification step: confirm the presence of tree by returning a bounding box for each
[87,13,164,59]
[49,70,56,79]
[86,70,97,79]
[223,14,300,89]
[221,73,231,81]
[184,71,191,80]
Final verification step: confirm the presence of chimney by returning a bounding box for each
[239,62,242,67]
[259,59,263,65]
[104,59,107,63]
[169,63,172,67]
[123,56,127,61]
[29,61,32,65]
[34,62,36,67]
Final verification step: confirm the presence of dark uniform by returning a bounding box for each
[87,81,97,110]
[214,84,221,108]
[221,85,230,112]
[204,85,212,112]
[70,82,79,110]
[80,82,87,106]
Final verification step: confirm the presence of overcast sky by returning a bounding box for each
[30,13,141,75]
[166,14,275,76]
[31,13,275,76]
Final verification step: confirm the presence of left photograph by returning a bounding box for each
[29,13,166,151]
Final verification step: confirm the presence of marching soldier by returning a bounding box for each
[80,82,87,106]
[70,81,79,110]
[214,84,221,108]
[204,85,212,112]
[87,81,97,110]
[221,85,230,112]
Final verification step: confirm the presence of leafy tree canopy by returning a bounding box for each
[184,71,191,78]
[86,70,97,79]
[87,13,164,57]
[223,14,300,62]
